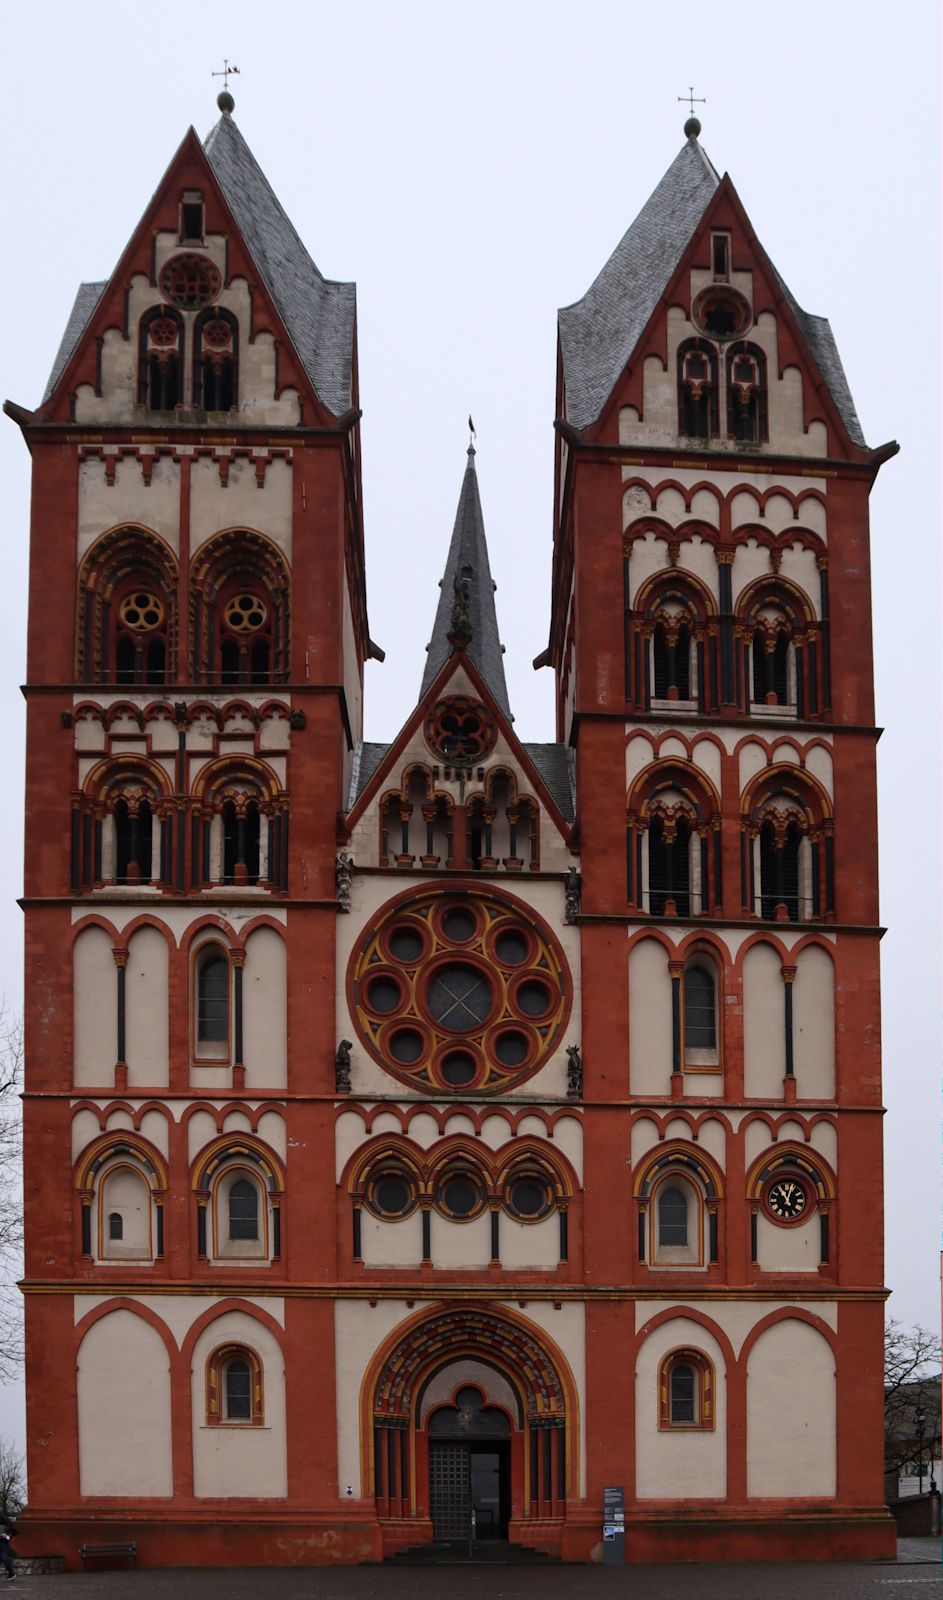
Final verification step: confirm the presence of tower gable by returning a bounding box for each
[38,118,355,430]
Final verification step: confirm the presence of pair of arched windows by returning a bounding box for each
[677,339,767,444]
[138,306,238,413]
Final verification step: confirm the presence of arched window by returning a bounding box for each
[193,310,239,412]
[138,306,183,411]
[648,816,691,916]
[194,944,230,1060]
[683,963,717,1050]
[77,527,177,686]
[108,1211,123,1241]
[658,1186,688,1246]
[760,818,802,922]
[190,531,288,686]
[207,1344,264,1426]
[658,1349,715,1430]
[677,339,719,438]
[97,1163,154,1260]
[228,1178,259,1241]
[726,342,767,443]
[752,632,790,705]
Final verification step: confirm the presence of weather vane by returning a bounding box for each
[678,86,706,116]
[212,59,241,93]
[468,414,476,453]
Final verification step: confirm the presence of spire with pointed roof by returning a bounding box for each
[420,446,512,720]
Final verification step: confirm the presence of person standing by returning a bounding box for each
[0,1517,15,1581]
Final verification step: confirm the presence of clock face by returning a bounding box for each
[765,1177,808,1222]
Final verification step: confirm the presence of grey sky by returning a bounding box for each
[0,0,939,1452]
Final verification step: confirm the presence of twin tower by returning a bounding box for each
[6,101,896,1566]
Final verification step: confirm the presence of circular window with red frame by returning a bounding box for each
[349,886,571,1093]
[691,285,751,340]
[424,696,497,764]
[762,1171,813,1225]
[159,253,222,309]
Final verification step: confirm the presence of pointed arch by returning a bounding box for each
[189,527,290,685]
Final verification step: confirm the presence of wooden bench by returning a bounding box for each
[80,1541,137,1570]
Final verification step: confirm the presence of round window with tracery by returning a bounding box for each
[202,318,233,350]
[159,253,222,309]
[348,886,570,1094]
[424,696,497,763]
[118,592,165,631]
[147,316,179,349]
[224,594,268,632]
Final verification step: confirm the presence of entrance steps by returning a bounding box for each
[385,1538,561,1565]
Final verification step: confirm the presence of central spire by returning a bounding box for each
[420,444,512,720]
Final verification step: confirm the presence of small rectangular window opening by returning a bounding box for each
[712,234,730,280]
[181,195,204,242]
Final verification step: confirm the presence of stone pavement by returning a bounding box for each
[2,1546,941,1600]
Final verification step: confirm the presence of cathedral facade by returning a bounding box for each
[6,100,896,1566]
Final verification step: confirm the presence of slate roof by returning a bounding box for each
[204,112,356,417]
[43,282,107,404]
[42,111,356,417]
[522,743,576,822]
[419,447,512,721]
[347,741,391,809]
[557,134,865,446]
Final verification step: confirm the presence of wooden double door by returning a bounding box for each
[429,1439,510,1545]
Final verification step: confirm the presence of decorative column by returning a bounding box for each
[668,960,684,1095]
[781,963,797,1102]
[113,947,128,1091]
[231,949,246,1090]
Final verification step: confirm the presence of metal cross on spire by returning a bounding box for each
[212,59,241,92]
[678,86,706,116]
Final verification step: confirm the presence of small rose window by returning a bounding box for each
[224,595,268,632]
[159,253,221,309]
[118,592,165,631]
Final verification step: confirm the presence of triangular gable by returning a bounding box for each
[39,125,345,426]
[589,173,866,457]
[346,650,573,840]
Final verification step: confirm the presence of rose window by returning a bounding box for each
[348,886,570,1093]
[425,696,497,763]
[159,253,221,308]
[224,594,268,632]
[118,592,165,631]
[202,318,234,350]
[147,317,179,349]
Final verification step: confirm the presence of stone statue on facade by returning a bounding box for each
[335,851,354,911]
[564,866,582,923]
[335,1039,353,1094]
[565,1043,583,1099]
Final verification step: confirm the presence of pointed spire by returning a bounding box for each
[420,444,512,720]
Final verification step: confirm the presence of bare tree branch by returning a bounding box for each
[884,1319,942,1476]
[0,1009,23,1383]
[0,1440,24,1521]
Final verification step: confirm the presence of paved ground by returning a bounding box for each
[4,1543,940,1600]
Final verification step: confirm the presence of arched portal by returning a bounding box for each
[366,1305,577,1550]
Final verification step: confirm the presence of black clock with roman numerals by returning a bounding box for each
[765,1176,808,1223]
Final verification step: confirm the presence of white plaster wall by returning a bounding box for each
[71,902,287,940]
[626,734,657,792]
[743,944,786,1095]
[755,1212,821,1271]
[630,1117,661,1164]
[429,1213,491,1268]
[126,926,169,1088]
[243,927,287,1089]
[805,743,834,796]
[71,1107,102,1160]
[811,1120,838,1168]
[97,1167,152,1260]
[692,737,722,796]
[779,547,822,615]
[361,1211,423,1267]
[188,1109,220,1164]
[498,1214,559,1270]
[77,457,180,558]
[77,1310,172,1495]
[74,927,117,1086]
[746,1321,836,1496]
[629,940,672,1094]
[794,946,835,1098]
[74,1292,284,1342]
[189,455,293,559]
[191,1311,287,1498]
[635,1319,726,1499]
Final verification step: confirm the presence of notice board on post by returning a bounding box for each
[603,1485,625,1566]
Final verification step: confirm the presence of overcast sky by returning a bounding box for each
[0,1,939,1452]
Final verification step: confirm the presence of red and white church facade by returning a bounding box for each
[5,98,898,1566]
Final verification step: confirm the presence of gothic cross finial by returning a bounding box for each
[212,59,241,92]
[678,86,706,116]
[468,414,476,456]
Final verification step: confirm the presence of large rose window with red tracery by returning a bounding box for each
[348,887,571,1094]
[159,253,221,309]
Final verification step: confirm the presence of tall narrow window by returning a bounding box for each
[760,820,802,921]
[196,947,229,1049]
[753,634,790,704]
[180,192,204,242]
[684,964,717,1049]
[653,622,691,700]
[678,341,718,438]
[113,586,169,686]
[194,310,238,412]
[108,1211,123,1241]
[711,233,730,280]
[658,1186,688,1246]
[224,1358,252,1420]
[670,1362,696,1422]
[114,798,152,883]
[648,817,691,916]
[228,1179,259,1241]
[727,343,767,443]
[139,308,183,411]
[222,800,261,885]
